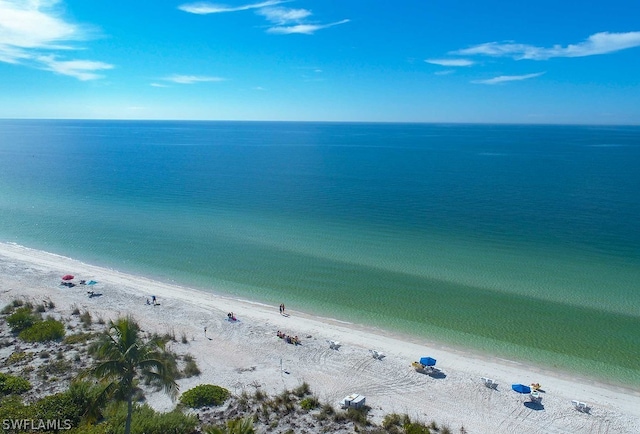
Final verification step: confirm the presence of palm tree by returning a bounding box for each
[90,316,178,434]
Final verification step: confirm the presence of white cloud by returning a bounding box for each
[164,74,226,84]
[179,0,349,35]
[0,0,110,79]
[268,19,350,35]
[472,72,544,85]
[38,55,113,80]
[434,70,455,76]
[150,82,169,87]
[455,32,640,60]
[425,58,474,67]
[0,0,79,50]
[178,0,284,14]
[256,6,311,24]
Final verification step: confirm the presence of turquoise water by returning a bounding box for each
[0,120,639,386]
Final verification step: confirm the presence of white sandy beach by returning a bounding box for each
[1,242,638,433]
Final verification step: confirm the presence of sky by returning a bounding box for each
[1,0,639,124]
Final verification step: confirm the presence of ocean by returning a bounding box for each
[0,120,639,386]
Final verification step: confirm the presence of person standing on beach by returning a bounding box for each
[282,303,285,315]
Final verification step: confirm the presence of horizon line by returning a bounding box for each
[1,118,639,127]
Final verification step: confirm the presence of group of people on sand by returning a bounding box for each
[276,330,300,345]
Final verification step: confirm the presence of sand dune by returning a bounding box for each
[1,242,638,433]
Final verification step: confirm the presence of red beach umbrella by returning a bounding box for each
[61,274,74,281]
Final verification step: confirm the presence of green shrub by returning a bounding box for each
[109,403,198,434]
[7,307,38,333]
[4,351,34,366]
[0,373,32,396]
[0,395,34,421]
[342,407,370,425]
[32,392,83,427]
[383,413,407,429]
[404,422,432,434]
[204,417,255,434]
[299,396,320,410]
[19,318,65,342]
[64,332,96,345]
[179,384,230,408]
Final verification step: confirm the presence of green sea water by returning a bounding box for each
[0,120,638,387]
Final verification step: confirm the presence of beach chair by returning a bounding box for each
[328,340,341,350]
[370,350,386,360]
[530,391,542,403]
[571,400,589,412]
[481,377,498,389]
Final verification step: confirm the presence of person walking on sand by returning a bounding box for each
[282,303,285,315]
[279,303,283,314]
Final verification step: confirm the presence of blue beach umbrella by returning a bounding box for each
[511,384,531,394]
[419,357,437,366]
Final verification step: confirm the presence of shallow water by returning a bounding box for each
[1,120,639,386]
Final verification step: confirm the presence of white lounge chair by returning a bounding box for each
[571,400,589,412]
[327,340,341,350]
[481,377,498,389]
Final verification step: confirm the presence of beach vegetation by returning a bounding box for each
[19,317,66,342]
[253,388,267,402]
[65,331,97,345]
[204,416,255,434]
[404,422,432,434]
[181,331,188,344]
[7,306,39,333]
[182,354,201,377]
[334,406,370,426]
[292,381,311,397]
[89,316,178,434]
[106,403,198,434]
[161,328,177,343]
[0,395,34,421]
[4,351,34,366]
[38,359,72,379]
[0,372,32,396]
[80,310,93,328]
[72,305,81,315]
[299,395,320,410]
[180,384,230,408]
[36,303,46,313]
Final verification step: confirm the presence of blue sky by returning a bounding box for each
[1,0,639,123]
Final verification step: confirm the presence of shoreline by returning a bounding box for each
[1,241,639,433]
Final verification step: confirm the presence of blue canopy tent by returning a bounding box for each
[419,357,437,367]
